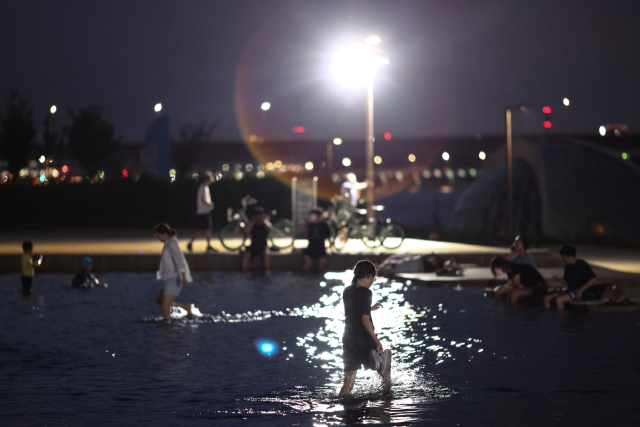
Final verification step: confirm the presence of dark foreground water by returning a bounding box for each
[1,271,639,426]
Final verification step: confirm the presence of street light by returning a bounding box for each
[332,36,389,220]
[505,103,528,235]
[50,105,57,114]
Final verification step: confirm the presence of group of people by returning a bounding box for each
[490,235,598,309]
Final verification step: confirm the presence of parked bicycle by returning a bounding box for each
[326,197,405,251]
[219,195,295,251]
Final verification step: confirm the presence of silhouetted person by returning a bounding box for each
[491,257,547,304]
[544,245,597,310]
[21,240,42,294]
[508,235,536,268]
[242,207,271,274]
[187,171,217,253]
[302,210,331,273]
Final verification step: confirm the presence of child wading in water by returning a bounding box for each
[339,260,391,396]
[154,224,194,319]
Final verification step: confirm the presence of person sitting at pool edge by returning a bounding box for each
[242,207,271,274]
[71,257,107,288]
[544,245,597,310]
[302,209,331,274]
[491,256,548,304]
[507,234,536,268]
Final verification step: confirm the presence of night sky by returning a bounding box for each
[1,0,639,142]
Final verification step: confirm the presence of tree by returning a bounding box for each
[67,105,121,176]
[0,90,36,175]
[171,121,218,177]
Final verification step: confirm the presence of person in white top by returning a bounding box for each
[154,223,194,319]
[340,173,368,207]
[187,172,217,253]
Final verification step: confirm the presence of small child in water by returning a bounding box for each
[21,240,42,294]
[71,257,107,288]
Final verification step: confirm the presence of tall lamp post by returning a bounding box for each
[332,36,388,220]
[505,104,527,235]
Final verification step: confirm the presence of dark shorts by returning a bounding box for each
[557,289,579,301]
[304,245,327,260]
[247,245,267,259]
[342,333,376,371]
[197,213,212,231]
[529,280,548,296]
[21,275,32,293]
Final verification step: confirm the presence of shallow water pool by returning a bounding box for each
[1,271,639,426]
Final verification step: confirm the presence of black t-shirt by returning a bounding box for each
[307,222,331,251]
[249,223,269,251]
[343,285,373,337]
[563,259,596,291]
[71,270,95,288]
[506,263,544,287]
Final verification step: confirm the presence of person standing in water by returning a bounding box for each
[339,260,391,396]
[154,224,194,319]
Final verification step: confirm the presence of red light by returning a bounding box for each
[542,106,552,114]
[543,121,552,128]
[292,126,305,133]
[292,126,298,133]
[61,165,68,173]
[384,132,391,140]
[122,169,129,178]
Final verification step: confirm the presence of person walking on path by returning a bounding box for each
[187,172,217,253]
[339,260,391,396]
[154,224,194,319]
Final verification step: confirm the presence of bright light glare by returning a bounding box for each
[479,151,486,160]
[442,152,450,161]
[408,154,416,162]
[333,138,342,145]
[563,98,570,106]
[365,36,381,45]
[342,157,351,167]
[599,126,606,136]
[154,103,162,112]
[305,162,314,170]
[39,155,45,163]
[374,156,382,164]
[261,102,271,111]
[257,340,277,356]
[332,46,375,86]
[50,105,57,114]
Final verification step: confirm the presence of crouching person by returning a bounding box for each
[491,257,548,305]
[544,245,596,310]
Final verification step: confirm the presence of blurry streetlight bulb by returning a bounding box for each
[374,156,382,164]
[39,155,45,163]
[261,102,271,111]
[333,138,342,145]
[305,162,314,171]
[563,98,570,106]
[442,152,450,161]
[479,151,486,160]
[408,154,416,162]
[365,36,381,45]
[154,103,162,112]
[599,126,606,136]
[50,105,57,114]
[342,158,351,167]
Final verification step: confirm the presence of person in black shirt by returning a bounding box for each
[544,245,597,310]
[71,257,106,288]
[302,210,331,273]
[491,256,548,304]
[339,260,391,396]
[242,207,271,273]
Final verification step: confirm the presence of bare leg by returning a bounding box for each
[494,284,512,300]
[555,294,571,310]
[544,293,556,309]
[155,289,164,305]
[302,255,313,273]
[339,370,357,396]
[241,251,252,272]
[317,256,327,274]
[382,375,391,392]
[190,230,204,243]
[509,288,532,305]
[161,294,175,319]
[204,229,212,247]
[263,252,271,273]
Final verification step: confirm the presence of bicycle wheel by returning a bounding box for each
[361,224,382,248]
[269,219,295,249]
[219,221,246,251]
[380,221,405,249]
[332,225,349,251]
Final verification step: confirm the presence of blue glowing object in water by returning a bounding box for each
[257,340,278,357]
